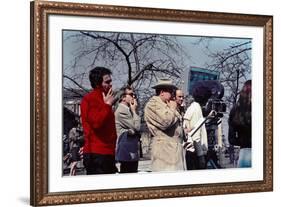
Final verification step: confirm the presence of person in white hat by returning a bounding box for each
[144,79,185,171]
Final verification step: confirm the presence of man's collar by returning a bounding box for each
[120,102,129,109]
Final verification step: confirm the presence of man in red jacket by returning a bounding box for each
[80,67,118,174]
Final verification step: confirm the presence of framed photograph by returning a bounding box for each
[30,0,273,206]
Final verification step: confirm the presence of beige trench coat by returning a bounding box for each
[144,96,185,171]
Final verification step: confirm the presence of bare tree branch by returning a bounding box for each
[63,75,90,93]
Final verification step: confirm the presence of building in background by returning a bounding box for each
[183,66,220,95]
[63,89,87,135]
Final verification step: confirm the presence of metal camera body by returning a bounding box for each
[205,99,227,117]
[193,80,226,118]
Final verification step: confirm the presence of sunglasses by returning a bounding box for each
[126,93,136,98]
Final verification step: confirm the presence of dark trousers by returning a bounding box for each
[83,153,117,175]
[185,151,206,170]
[119,161,138,173]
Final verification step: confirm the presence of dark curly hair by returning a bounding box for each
[192,85,212,106]
[89,67,112,89]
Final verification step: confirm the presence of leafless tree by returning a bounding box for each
[63,31,189,103]
[195,37,252,106]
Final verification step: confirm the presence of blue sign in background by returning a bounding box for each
[188,67,219,94]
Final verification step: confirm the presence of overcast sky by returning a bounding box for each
[63,30,251,89]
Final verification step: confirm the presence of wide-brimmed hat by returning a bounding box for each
[152,78,178,90]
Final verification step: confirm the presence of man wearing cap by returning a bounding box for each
[144,79,185,171]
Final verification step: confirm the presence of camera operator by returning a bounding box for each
[183,85,211,170]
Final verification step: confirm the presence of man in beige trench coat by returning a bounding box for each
[144,79,185,172]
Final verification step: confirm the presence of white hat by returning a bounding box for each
[152,78,177,89]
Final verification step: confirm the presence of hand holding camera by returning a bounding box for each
[207,110,216,118]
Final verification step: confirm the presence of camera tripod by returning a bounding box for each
[205,121,223,169]
[183,111,224,169]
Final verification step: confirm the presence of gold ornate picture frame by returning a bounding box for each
[30,0,273,206]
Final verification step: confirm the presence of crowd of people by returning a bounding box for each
[64,66,252,175]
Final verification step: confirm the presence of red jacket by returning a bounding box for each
[80,87,117,155]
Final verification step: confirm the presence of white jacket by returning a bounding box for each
[183,101,208,156]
